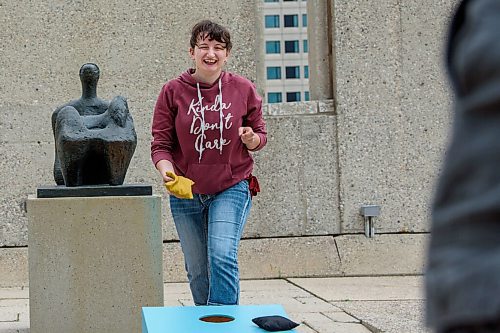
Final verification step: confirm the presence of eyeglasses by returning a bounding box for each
[195,44,227,52]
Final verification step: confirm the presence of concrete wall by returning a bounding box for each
[1,0,460,285]
[0,0,258,247]
[331,0,459,233]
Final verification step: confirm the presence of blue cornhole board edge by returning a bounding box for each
[142,304,298,333]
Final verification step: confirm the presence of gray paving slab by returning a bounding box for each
[290,311,359,324]
[163,282,192,306]
[163,299,184,307]
[0,310,18,322]
[296,324,318,333]
[240,279,303,292]
[178,298,195,306]
[322,311,360,323]
[0,300,28,309]
[0,321,30,333]
[242,287,312,296]
[163,282,191,296]
[294,313,371,333]
[0,295,29,333]
[0,288,29,333]
[0,288,28,300]
[243,295,338,314]
[291,297,341,313]
[290,275,424,301]
[240,280,313,298]
[332,300,430,333]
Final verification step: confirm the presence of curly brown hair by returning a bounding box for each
[190,20,232,51]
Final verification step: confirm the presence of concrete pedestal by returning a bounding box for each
[27,194,164,333]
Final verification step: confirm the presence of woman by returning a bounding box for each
[151,20,267,306]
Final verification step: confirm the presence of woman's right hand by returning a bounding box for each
[155,160,175,193]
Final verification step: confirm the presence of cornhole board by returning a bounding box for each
[142,304,297,333]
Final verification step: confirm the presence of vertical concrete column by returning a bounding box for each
[254,0,267,98]
[307,0,334,100]
[27,195,164,333]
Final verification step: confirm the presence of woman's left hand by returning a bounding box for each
[239,126,260,150]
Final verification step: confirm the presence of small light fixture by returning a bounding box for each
[360,205,381,238]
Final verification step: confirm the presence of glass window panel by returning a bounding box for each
[286,92,301,102]
[265,15,280,28]
[302,14,307,27]
[265,41,281,54]
[284,14,298,27]
[284,40,299,53]
[268,92,282,103]
[304,91,310,101]
[303,40,308,53]
[285,66,300,79]
[304,65,309,79]
[266,66,282,80]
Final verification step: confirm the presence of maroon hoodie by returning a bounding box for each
[151,69,267,194]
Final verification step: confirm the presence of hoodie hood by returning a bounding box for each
[179,69,232,88]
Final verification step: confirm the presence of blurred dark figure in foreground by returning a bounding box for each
[426,0,500,332]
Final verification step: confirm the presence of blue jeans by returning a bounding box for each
[169,180,251,305]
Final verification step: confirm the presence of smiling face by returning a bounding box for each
[189,34,230,83]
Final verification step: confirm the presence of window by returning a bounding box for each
[284,40,299,53]
[286,92,301,102]
[268,92,282,103]
[302,14,308,27]
[304,65,309,79]
[265,15,280,28]
[266,66,282,80]
[285,66,300,79]
[284,14,299,27]
[264,0,279,2]
[303,40,308,53]
[304,91,310,101]
[266,41,281,54]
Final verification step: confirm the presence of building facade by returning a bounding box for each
[263,0,309,103]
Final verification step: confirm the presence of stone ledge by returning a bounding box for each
[335,233,428,276]
[0,234,428,287]
[163,236,341,282]
[163,234,427,282]
[263,100,334,116]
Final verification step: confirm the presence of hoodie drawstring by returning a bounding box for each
[218,78,224,155]
[196,82,205,163]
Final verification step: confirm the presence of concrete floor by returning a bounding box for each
[0,275,430,333]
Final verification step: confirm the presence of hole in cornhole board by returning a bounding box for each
[199,315,235,323]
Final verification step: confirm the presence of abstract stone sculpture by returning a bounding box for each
[52,63,137,187]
